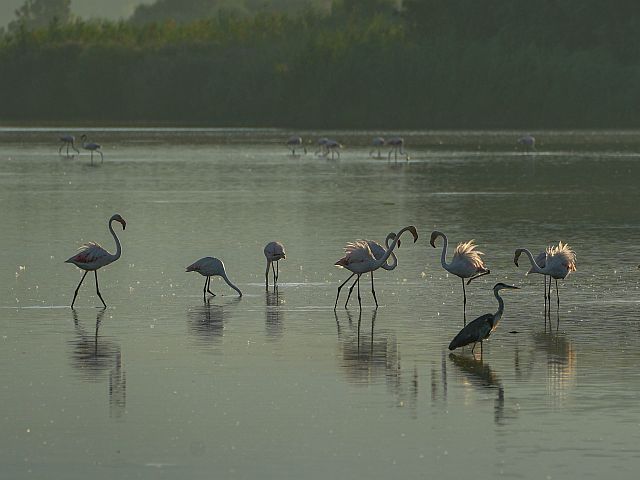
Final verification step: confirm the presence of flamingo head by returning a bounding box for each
[429,230,443,248]
[493,283,519,292]
[335,257,348,268]
[110,214,126,230]
[407,226,419,243]
[513,249,523,267]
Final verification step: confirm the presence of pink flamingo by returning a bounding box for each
[186,257,242,301]
[65,214,126,308]
[264,241,286,287]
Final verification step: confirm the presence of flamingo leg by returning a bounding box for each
[335,273,355,310]
[94,271,107,308]
[265,261,271,288]
[203,277,209,301]
[462,278,467,326]
[71,271,88,308]
[370,271,378,308]
[356,274,362,310]
[90,151,94,165]
[275,261,279,282]
[72,143,79,154]
[59,143,64,155]
[555,279,560,328]
[206,276,216,297]
[272,262,277,284]
[99,151,104,163]
[345,276,359,308]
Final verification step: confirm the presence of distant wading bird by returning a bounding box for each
[430,231,490,325]
[448,283,519,356]
[370,137,385,158]
[315,137,329,156]
[59,135,79,156]
[334,226,418,309]
[186,257,242,301]
[514,242,576,314]
[81,134,103,164]
[264,241,286,288]
[338,232,400,309]
[326,139,342,159]
[517,134,536,152]
[388,137,409,161]
[65,214,126,308]
[286,136,307,155]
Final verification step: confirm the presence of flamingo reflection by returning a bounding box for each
[186,298,240,346]
[265,287,285,339]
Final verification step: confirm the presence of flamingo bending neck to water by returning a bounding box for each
[186,257,242,301]
[264,241,286,288]
[65,214,126,308]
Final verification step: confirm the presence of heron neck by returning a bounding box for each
[493,289,505,327]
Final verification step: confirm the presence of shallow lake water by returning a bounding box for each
[1,128,640,479]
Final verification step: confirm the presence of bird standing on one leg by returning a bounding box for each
[430,230,490,326]
[264,241,286,288]
[448,283,519,357]
[65,214,126,308]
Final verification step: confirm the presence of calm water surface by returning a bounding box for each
[1,129,640,479]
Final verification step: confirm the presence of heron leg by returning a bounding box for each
[71,271,89,308]
[345,276,358,308]
[335,273,355,310]
[94,271,107,308]
[471,342,476,354]
[462,278,467,326]
[371,271,378,308]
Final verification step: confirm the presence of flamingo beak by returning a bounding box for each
[409,226,418,243]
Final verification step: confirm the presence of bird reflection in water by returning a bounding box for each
[265,287,284,339]
[69,308,126,418]
[449,353,513,425]
[533,330,577,406]
[335,309,418,417]
[186,298,241,346]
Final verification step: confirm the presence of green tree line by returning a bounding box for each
[0,0,638,128]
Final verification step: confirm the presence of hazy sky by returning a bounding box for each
[0,0,152,27]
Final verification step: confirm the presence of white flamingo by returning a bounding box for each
[286,136,307,155]
[517,134,536,152]
[430,230,490,325]
[65,214,126,308]
[334,226,418,309]
[59,134,79,156]
[326,139,342,159]
[264,241,286,287]
[81,134,103,164]
[514,241,576,314]
[370,137,385,158]
[315,137,329,156]
[388,137,409,161]
[186,257,242,300]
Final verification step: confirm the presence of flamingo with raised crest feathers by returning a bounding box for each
[186,257,242,300]
[264,241,286,288]
[514,241,576,314]
[65,214,126,308]
[430,231,490,325]
[334,226,418,309]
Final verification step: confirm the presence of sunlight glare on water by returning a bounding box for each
[1,129,640,479]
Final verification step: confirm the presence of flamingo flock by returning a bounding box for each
[65,213,576,358]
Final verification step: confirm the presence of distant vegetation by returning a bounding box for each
[1,0,638,128]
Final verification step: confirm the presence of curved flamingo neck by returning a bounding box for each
[376,226,412,268]
[109,219,122,261]
[382,233,398,271]
[517,248,544,274]
[221,273,242,296]
[435,232,450,270]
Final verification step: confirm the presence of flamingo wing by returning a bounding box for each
[67,242,110,264]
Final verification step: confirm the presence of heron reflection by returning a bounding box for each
[69,308,126,418]
[265,287,284,339]
[449,353,511,425]
[186,298,241,346]
[335,309,418,416]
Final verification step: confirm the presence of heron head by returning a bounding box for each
[110,214,126,230]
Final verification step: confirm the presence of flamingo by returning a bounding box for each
[338,232,400,309]
[326,139,342,159]
[286,136,307,155]
[59,134,79,156]
[448,283,519,357]
[264,241,286,287]
[517,134,536,152]
[315,137,329,156]
[523,249,551,314]
[81,134,103,164]
[65,214,126,308]
[370,137,385,158]
[186,257,242,300]
[514,241,576,315]
[388,137,409,161]
[334,226,418,309]
[430,230,490,325]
